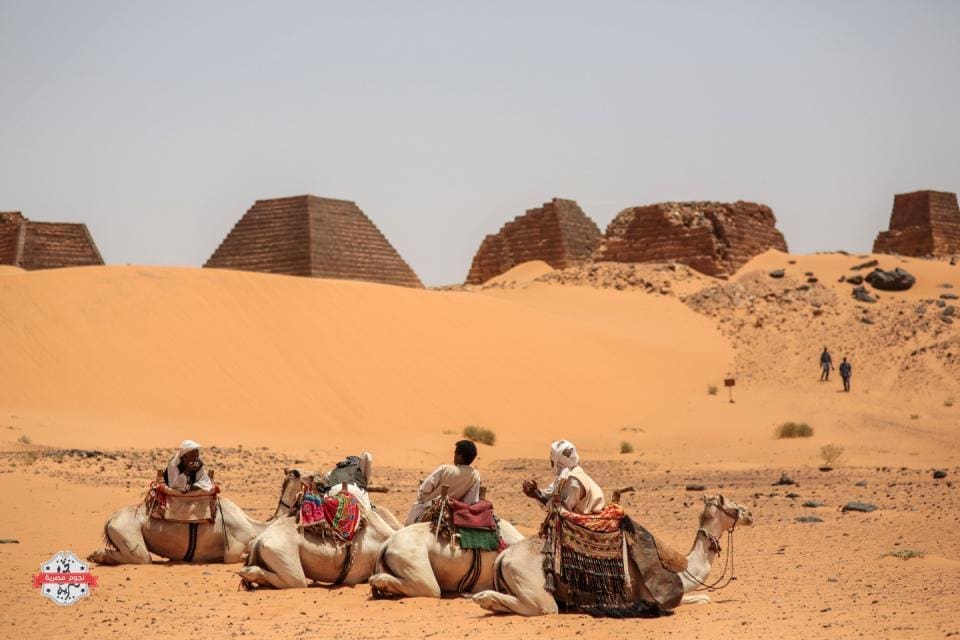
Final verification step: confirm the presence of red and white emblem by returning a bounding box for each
[32,551,98,606]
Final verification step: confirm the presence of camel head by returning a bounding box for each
[701,494,753,531]
[272,468,317,519]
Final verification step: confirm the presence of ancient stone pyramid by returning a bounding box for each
[594,201,788,277]
[465,198,602,284]
[0,211,104,270]
[204,195,423,287]
[873,190,960,258]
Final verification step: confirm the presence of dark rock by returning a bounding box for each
[861,316,875,325]
[939,283,955,288]
[915,304,927,315]
[941,293,959,300]
[852,286,877,303]
[842,502,878,513]
[795,516,823,523]
[847,274,864,285]
[851,259,879,271]
[855,480,867,487]
[773,473,796,486]
[838,275,846,283]
[786,492,800,499]
[943,316,955,325]
[933,469,947,479]
[769,269,785,279]
[685,484,707,491]
[937,299,947,308]
[802,501,825,508]
[807,277,818,284]
[943,305,957,317]
[0,539,19,544]
[865,267,916,291]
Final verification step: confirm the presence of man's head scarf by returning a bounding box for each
[550,440,580,479]
[166,440,214,491]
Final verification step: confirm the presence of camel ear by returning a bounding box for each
[283,468,290,476]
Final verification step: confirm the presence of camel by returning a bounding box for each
[471,494,753,616]
[367,518,525,599]
[87,495,269,565]
[272,468,404,531]
[236,504,396,589]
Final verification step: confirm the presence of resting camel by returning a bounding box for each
[367,518,525,599]
[271,468,404,531]
[471,494,753,616]
[236,504,396,589]
[87,494,268,565]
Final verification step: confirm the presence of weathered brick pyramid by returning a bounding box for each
[205,195,422,287]
[594,201,788,277]
[873,190,960,257]
[0,211,104,270]
[465,198,602,284]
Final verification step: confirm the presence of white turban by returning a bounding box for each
[166,440,214,491]
[550,439,580,477]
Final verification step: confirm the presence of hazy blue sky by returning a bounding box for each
[2,1,958,284]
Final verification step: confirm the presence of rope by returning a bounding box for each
[681,521,738,591]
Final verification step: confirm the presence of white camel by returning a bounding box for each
[367,519,525,598]
[471,494,753,616]
[87,496,268,565]
[236,505,396,589]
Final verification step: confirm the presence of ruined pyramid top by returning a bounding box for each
[204,195,423,287]
[873,190,960,257]
[465,198,602,284]
[0,211,104,270]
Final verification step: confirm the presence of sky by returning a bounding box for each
[1,1,959,285]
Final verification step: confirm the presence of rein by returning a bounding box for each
[681,507,739,591]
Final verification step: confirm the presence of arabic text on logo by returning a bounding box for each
[32,551,98,606]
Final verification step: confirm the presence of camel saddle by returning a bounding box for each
[622,517,685,610]
[145,481,220,523]
[420,497,501,551]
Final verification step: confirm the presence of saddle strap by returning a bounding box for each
[456,548,483,594]
[183,522,199,562]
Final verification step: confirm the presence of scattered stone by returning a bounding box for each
[941,293,959,300]
[933,469,948,479]
[847,274,864,285]
[769,269,785,279]
[786,492,800,499]
[865,267,916,291]
[861,316,875,325]
[855,480,867,487]
[827,576,838,583]
[685,484,707,491]
[851,259,879,271]
[915,304,927,315]
[944,305,957,317]
[0,539,19,544]
[807,277,818,284]
[812,308,823,317]
[852,286,877,303]
[796,516,823,523]
[773,473,796,486]
[842,502,878,513]
[937,299,947,308]
[939,283,955,288]
[803,501,825,508]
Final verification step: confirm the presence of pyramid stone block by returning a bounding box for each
[465,198,602,284]
[204,195,422,287]
[873,190,960,258]
[594,201,787,277]
[0,211,104,270]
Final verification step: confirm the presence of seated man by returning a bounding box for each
[522,439,605,514]
[164,440,215,493]
[405,440,481,525]
[323,451,374,509]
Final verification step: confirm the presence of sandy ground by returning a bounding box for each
[1,254,958,638]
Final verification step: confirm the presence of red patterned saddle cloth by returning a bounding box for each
[558,503,626,532]
[449,498,497,530]
[300,491,363,542]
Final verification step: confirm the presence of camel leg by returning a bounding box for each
[472,545,558,616]
[372,505,403,531]
[236,527,309,589]
[87,507,152,565]
[369,541,441,598]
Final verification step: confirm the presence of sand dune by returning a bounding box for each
[0,265,729,465]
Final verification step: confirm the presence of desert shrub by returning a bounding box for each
[819,443,844,467]
[776,422,813,438]
[707,385,718,396]
[910,414,919,420]
[462,425,496,446]
[946,398,955,408]
[620,441,634,454]
[17,433,31,445]
[886,549,924,560]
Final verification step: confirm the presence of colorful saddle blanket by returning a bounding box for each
[421,498,502,551]
[300,491,363,542]
[146,482,220,523]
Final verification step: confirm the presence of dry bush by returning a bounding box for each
[463,425,496,446]
[17,433,31,445]
[776,422,813,438]
[946,398,955,408]
[886,549,923,560]
[620,441,634,454]
[819,443,844,467]
[707,385,719,395]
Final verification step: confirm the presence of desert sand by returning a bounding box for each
[1,252,958,638]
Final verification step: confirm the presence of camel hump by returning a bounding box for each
[653,537,688,573]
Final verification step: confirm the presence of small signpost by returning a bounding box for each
[724,377,736,403]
